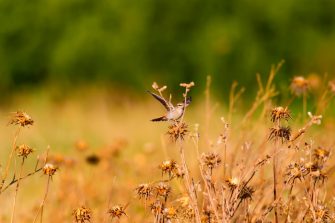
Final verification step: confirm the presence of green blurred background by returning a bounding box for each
[1,0,335,96]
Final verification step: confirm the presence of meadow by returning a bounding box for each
[1,64,335,223]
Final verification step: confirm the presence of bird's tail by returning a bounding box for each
[151,116,168,122]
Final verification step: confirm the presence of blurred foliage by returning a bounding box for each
[0,0,335,95]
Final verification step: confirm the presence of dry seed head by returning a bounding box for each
[290,76,309,96]
[313,147,330,161]
[163,206,177,220]
[308,112,322,125]
[135,183,154,200]
[178,205,195,221]
[201,152,222,170]
[167,122,188,142]
[180,81,195,89]
[310,170,327,184]
[238,185,255,200]
[72,206,91,223]
[315,204,331,222]
[15,144,34,158]
[285,163,305,185]
[269,126,291,142]
[226,177,240,190]
[150,200,164,215]
[155,182,171,200]
[43,163,58,176]
[201,207,214,223]
[152,82,159,90]
[108,205,126,219]
[85,154,100,165]
[8,111,34,127]
[271,106,291,123]
[159,160,177,177]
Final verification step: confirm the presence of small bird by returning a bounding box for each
[147,91,192,122]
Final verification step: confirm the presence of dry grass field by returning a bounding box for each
[1,65,335,222]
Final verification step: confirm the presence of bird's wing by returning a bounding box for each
[147,91,173,111]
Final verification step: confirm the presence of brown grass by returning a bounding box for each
[1,64,335,222]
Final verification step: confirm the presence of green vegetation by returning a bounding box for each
[0,0,335,95]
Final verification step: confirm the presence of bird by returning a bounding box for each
[147,90,192,122]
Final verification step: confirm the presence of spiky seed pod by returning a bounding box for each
[72,206,91,223]
[313,147,330,162]
[310,170,327,184]
[15,144,34,158]
[290,76,309,96]
[226,177,240,191]
[238,185,255,201]
[8,111,34,127]
[269,126,291,142]
[284,163,305,185]
[85,154,100,165]
[201,207,214,223]
[271,107,291,123]
[108,205,127,219]
[150,200,164,215]
[43,163,58,176]
[135,183,154,200]
[163,207,177,220]
[315,205,331,222]
[159,160,177,178]
[155,182,171,201]
[201,152,222,170]
[167,122,188,142]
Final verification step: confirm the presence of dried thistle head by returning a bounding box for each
[290,76,309,96]
[163,206,177,220]
[107,205,127,219]
[159,160,177,178]
[313,147,330,162]
[271,106,291,123]
[177,205,195,221]
[72,206,91,223]
[238,185,255,201]
[284,163,305,185]
[269,126,291,142]
[226,177,240,190]
[201,152,222,170]
[201,207,214,223]
[43,163,58,176]
[180,82,195,89]
[155,182,171,200]
[152,82,167,93]
[167,122,188,142]
[85,154,100,165]
[135,183,154,200]
[15,144,34,158]
[315,204,331,222]
[308,112,322,125]
[150,200,164,215]
[310,170,327,184]
[8,111,34,127]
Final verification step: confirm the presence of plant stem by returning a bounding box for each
[33,176,51,223]
[0,127,21,193]
[10,157,25,223]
